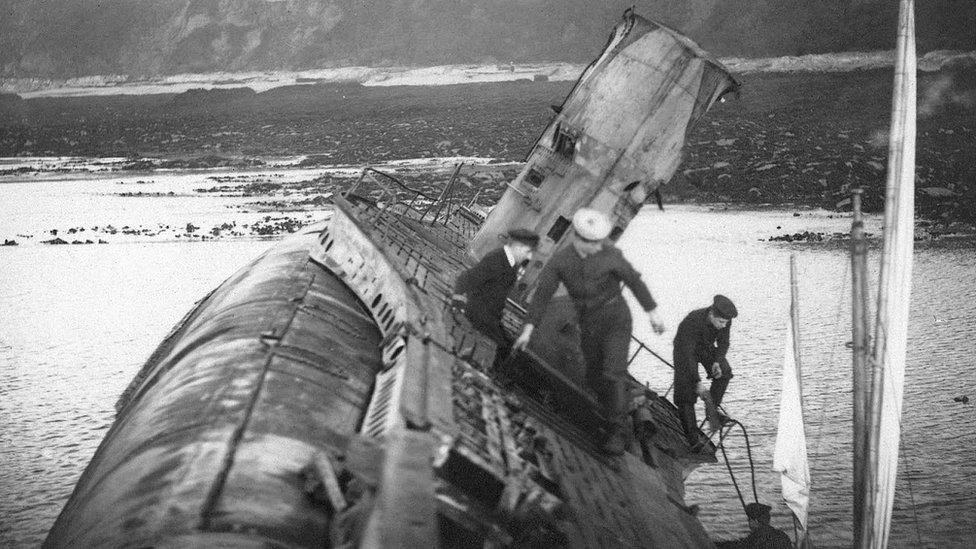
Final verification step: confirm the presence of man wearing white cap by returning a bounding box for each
[513,208,665,454]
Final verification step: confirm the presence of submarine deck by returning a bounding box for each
[307,189,721,547]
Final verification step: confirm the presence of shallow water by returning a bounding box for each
[0,239,273,546]
[0,164,332,241]
[621,208,976,547]
[1,169,974,547]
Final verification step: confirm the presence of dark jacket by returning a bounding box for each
[742,524,795,548]
[527,244,656,325]
[455,247,517,332]
[673,307,731,386]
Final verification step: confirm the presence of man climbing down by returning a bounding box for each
[452,228,540,347]
[513,208,666,455]
[673,294,738,448]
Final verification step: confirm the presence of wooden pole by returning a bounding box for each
[850,188,870,546]
[861,0,916,545]
[789,255,803,397]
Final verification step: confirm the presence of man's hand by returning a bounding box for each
[710,362,722,379]
[696,381,710,400]
[648,309,666,335]
[512,324,534,352]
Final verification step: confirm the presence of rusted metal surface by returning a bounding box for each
[468,10,739,301]
[45,233,386,548]
[48,185,717,548]
[47,10,732,548]
[306,190,718,546]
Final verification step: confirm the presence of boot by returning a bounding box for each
[717,412,733,426]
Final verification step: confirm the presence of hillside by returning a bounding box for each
[1,62,974,228]
[1,0,973,79]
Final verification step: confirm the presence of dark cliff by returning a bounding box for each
[1,0,973,78]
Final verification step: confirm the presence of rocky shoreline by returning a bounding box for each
[2,65,974,238]
[3,160,972,249]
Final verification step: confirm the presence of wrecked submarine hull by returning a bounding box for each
[46,10,739,548]
[44,232,386,547]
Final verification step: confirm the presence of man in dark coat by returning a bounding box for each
[513,208,666,455]
[453,228,539,346]
[673,294,738,445]
[740,503,795,548]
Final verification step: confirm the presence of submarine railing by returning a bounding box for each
[340,181,759,496]
[626,334,761,519]
[347,167,437,214]
[627,335,676,398]
[333,190,769,529]
[346,165,469,227]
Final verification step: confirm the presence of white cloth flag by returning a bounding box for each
[773,318,811,530]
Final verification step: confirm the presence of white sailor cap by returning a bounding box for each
[572,208,612,241]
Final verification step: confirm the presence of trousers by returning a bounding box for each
[464,308,510,348]
[578,297,632,425]
[674,355,732,443]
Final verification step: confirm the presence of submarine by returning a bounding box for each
[45,10,740,548]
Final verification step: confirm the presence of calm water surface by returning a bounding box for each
[2,170,974,547]
[621,209,976,548]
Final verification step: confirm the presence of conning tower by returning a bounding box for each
[470,10,738,299]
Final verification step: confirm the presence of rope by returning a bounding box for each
[702,410,761,519]
[583,331,775,524]
[879,324,923,544]
[722,416,760,505]
[877,305,924,544]
[794,256,849,543]
[627,337,675,397]
[902,455,923,546]
[811,260,850,461]
[824,256,923,544]
[717,429,748,512]
[633,341,762,516]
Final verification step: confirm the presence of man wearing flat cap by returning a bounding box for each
[722,503,793,548]
[513,208,666,455]
[673,294,739,446]
[453,228,539,346]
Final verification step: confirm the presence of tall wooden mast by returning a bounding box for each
[856,0,917,546]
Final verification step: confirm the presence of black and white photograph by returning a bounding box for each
[1,1,974,547]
